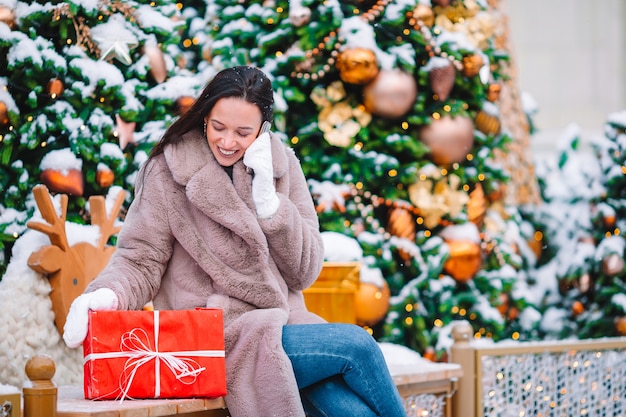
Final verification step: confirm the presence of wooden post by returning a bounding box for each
[23,355,57,417]
[450,321,476,417]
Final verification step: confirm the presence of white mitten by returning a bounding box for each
[243,131,280,219]
[63,287,119,348]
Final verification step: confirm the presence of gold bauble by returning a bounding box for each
[615,316,626,336]
[355,281,390,326]
[413,4,435,27]
[487,83,501,102]
[40,168,84,196]
[602,254,624,276]
[496,293,509,316]
[387,207,416,241]
[177,96,195,115]
[363,69,417,119]
[527,235,543,261]
[602,214,617,229]
[443,240,482,282]
[572,300,585,316]
[467,183,487,227]
[461,54,483,77]
[337,48,379,85]
[475,110,501,135]
[46,78,65,97]
[0,101,8,126]
[422,346,436,362]
[495,293,518,319]
[418,115,475,166]
[387,207,416,262]
[96,167,115,188]
[201,46,212,63]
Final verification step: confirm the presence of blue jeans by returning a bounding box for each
[282,323,407,417]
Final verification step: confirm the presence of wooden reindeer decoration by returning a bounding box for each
[27,184,126,335]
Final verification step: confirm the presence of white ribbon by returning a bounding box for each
[84,310,225,401]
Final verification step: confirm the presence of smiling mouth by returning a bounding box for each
[219,148,237,156]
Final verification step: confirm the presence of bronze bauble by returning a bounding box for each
[46,78,65,97]
[419,115,475,166]
[0,101,8,126]
[363,69,417,119]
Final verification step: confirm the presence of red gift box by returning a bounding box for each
[83,309,227,400]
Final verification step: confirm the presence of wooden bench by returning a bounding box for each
[18,354,462,417]
[55,368,463,417]
[57,385,228,417]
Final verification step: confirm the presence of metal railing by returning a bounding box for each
[450,322,626,417]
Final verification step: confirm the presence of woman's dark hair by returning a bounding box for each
[149,66,274,158]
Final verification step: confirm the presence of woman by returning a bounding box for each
[63,66,406,417]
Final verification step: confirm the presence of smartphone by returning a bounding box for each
[260,121,271,135]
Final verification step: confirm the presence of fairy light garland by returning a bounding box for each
[290,0,393,80]
[406,8,464,71]
[291,32,344,80]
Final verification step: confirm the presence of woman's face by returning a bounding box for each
[204,97,263,167]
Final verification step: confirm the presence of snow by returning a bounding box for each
[539,307,568,334]
[384,0,418,22]
[517,306,542,331]
[596,235,625,258]
[100,142,125,161]
[322,231,363,261]
[69,58,125,97]
[611,294,626,314]
[7,36,41,67]
[422,56,453,72]
[0,207,27,236]
[136,4,183,34]
[0,76,18,114]
[308,179,350,214]
[439,222,480,243]
[379,342,424,366]
[72,0,99,13]
[0,382,19,394]
[39,148,82,172]
[607,109,626,126]
[474,297,504,324]
[145,75,204,101]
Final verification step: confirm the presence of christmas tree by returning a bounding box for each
[206,0,544,356]
[523,113,626,340]
[0,1,213,276]
[3,0,622,359]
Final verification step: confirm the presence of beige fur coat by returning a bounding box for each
[86,129,325,416]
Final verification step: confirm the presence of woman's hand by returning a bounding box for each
[243,131,280,219]
[63,288,119,348]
